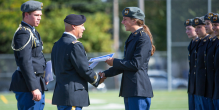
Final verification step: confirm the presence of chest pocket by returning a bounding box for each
[32,39,43,57]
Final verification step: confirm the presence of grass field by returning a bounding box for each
[0,90,188,110]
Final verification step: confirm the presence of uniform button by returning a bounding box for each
[189,72,190,74]
[189,54,190,56]
[34,72,36,74]
[205,68,206,69]
[194,65,196,67]
[204,61,205,63]
[194,72,195,74]
[195,59,197,60]
[213,55,214,57]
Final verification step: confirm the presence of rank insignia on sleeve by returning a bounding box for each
[203,39,206,42]
[94,75,97,80]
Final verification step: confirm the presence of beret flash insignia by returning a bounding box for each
[124,9,129,15]
[195,19,199,24]
[41,3,43,9]
[213,15,218,21]
[186,19,190,25]
[208,13,213,19]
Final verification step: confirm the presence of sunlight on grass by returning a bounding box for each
[0,90,188,110]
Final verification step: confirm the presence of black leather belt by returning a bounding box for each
[17,66,44,77]
[36,73,44,77]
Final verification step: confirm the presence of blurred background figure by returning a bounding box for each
[184,18,198,110]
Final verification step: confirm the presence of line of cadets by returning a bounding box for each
[185,13,219,110]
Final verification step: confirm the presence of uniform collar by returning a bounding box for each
[132,27,143,34]
[21,21,35,31]
[63,32,77,40]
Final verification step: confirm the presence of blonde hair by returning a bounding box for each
[132,18,155,56]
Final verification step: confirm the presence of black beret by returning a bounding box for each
[192,16,205,27]
[64,14,86,25]
[21,1,43,12]
[211,13,219,23]
[184,19,193,27]
[122,7,145,20]
[204,13,214,20]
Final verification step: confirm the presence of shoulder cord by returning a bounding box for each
[11,24,35,51]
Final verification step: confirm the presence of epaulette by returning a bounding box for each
[19,26,29,31]
[217,36,219,39]
[72,40,80,44]
[139,30,146,36]
[195,37,199,42]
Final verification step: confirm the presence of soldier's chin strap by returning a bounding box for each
[11,24,35,51]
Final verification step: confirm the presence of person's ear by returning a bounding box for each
[25,12,29,18]
[72,25,76,29]
[132,19,137,23]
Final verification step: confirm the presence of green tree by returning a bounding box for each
[0,0,113,53]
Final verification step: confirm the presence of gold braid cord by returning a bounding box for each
[11,24,35,51]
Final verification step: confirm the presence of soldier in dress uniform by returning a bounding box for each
[211,13,219,109]
[51,14,105,110]
[192,16,210,110]
[100,7,155,110]
[9,1,48,110]
[203,12,217,110]
[184,19,198,110]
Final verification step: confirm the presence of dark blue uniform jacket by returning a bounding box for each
[205,36,219,98]
[9,22,47,92]
[51,33,101,107]
[213,37,219,99]
[103,28,153,98]
[187,38,199,94]
[195,36,210,96]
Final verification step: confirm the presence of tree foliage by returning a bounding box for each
[0,0,168,54]
[0,0,113,53]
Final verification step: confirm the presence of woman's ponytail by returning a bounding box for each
[134,18,155,56]
[143,24,155,56]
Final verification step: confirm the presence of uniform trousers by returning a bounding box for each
[206,97,214,110]
[194,95,208,110]
[124,97,151,110]
[213,99,219,110]
[14,91,45,110]
[188,93,195,110]
[57,105,82,110]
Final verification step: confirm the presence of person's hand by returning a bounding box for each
[105,58,114,66]
[31,89,41,101]
[99,77,106,84]
[46,82,49,85]
[98,72,106,84]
